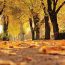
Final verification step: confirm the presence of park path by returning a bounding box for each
[0,40,65,65]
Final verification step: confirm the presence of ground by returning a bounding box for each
[0,40,65,65]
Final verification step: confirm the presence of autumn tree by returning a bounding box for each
[29,18,35,40]
[3,15,9,40]
[29,1,40,40]
[0,0,9,40]
[18,19,25,40]
[29,12,40,40]
[41,0,50,39]
[22,0,40,40]
[32,11,40,40]
[47,0,65,39]
[7,0,25,40]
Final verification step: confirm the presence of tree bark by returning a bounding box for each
[50,14,59,40]
[47,0,65,40]
[33,13,40,40]
[41,0,50,39]
[3,15,9,41]
[36,26,40,40]
[29,18,35,40]
[45,16,50,39]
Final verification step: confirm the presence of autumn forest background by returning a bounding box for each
[0,0,65,41]
[0,1,65,65]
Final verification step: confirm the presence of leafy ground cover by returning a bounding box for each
[0,40,65,65]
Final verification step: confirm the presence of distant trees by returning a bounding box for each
[18,20,25,40]
[8,0,25,40]
[29,3,40,40]
[22,0,40,40]
[29,11,40,40]
[21,0,65,40]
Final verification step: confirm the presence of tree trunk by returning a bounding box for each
[45,16,50,39]
[50,14,59,40]
[36,26,40,40]
[3,15,9,41]
[40,0,50,39]
[29,18,35,40]
[33,13,40,40]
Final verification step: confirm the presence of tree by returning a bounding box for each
[18,19,25,40]
[32,11,40,40]
[29,18,35,40]
[47,0,65,39]
[41,0,50,39]
[8,0,25,40]
[28,1,40,40]
[0,0,9,41]
[22,0,40,40]
[3,15,9,41]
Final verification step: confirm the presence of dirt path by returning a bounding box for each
[0,48,65,65]
[0,40,65,65]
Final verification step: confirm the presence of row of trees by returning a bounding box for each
[29,0,65,40]
[0,0,65,40]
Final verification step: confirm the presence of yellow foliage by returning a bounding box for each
[0,0,65,37]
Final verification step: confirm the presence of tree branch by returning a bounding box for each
[0,0,6,15]
[56,0,58,5]
[53,0,56,11]
[53,0,58,12]
[56,1,65,13]
[40,0,47,14]
[47,0,52,14]
[0,8,3,15]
